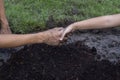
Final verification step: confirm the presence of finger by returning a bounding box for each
[62,37,68,42]
[60,26,73,41]
[58,27,64,30]
[60,26,72,41]
[60,30,67,41]
[64,37,68,40]
[59,36,67,43]
[57,28,65,36]
[59,43,62,46]
[54,40,60,46]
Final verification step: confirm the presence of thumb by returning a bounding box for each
[59,30,67,41]
[60,25,74,41]
[60,27,71,41]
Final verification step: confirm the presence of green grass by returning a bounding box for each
[5,0,120,33]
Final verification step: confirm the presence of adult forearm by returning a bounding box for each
[71,14,120,30]
[0,33,44,48]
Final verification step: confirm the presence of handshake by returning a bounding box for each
[2,14,119,48]
[38,25,74,46]
[0,25,75,48]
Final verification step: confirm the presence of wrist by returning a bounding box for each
[71,22,84,30]
[69,23,77,31]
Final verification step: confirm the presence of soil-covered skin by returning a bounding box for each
[0,42,120,80]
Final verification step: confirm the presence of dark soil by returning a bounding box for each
[67,28,120,63]
[0,42,120,80]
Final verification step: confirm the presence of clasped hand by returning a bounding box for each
[42,25,74,46]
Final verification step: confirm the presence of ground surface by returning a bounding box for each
[67,28,120,63]
[0,42,120,80]
[1,1,120,79]
[0,15,120,80]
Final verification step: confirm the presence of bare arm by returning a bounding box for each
[60,14,120,40]
[0,33,44,48]
[0,0,6,21]
[0,28,64,48]
[0,0,11,34]
[72,14,120,30]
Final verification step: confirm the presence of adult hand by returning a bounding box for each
[41,27,64,46]
[60,25,74,41]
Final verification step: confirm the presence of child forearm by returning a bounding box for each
[71,14,120,30]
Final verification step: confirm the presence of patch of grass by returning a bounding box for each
[5,0,120,33]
